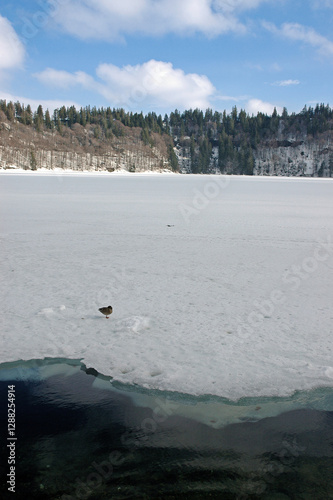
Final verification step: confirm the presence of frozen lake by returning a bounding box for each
[1,172,333,401]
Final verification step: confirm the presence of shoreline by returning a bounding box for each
[1,167,333,181]
[1,357,333,429]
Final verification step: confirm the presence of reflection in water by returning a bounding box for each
[0,360,332,499]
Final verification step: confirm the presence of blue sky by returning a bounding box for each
[0,0,333,116]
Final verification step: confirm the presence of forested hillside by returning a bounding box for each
[1,100,332,176]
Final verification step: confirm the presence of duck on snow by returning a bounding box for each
[99,306,113,318]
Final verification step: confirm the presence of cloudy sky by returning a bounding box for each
[0,0,332,116]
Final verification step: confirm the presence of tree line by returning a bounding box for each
[1,99,332,174]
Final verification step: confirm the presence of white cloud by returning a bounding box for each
[98,60,215,109]
[281,23,333,56]
[0,15,25,70]
[34,68,97,90]
[272,79,300,86]
[35,60,216,111]
[246,98,283,115]
[263,21,333,58]
[49,0,270,40]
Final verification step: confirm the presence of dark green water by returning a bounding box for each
[1,359,333,500]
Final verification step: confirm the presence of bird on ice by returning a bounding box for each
[99,306,113,318]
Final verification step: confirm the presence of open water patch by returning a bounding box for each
[0,358,333,499]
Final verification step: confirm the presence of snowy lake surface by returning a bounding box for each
[1,172,333,402]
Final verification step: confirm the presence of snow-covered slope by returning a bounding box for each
[1,173,333,400]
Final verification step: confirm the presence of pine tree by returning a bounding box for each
[67,106,77,127]
[20,105,27,125]
[34,105,44,131]
[45,109,52,129]
[79,107,87,127]
[168,145,179,172]
[14,101,23,121]
[59,106,67,125]
[6,102,15,121]
[0,99,6,113]
[141,126,150,146]
[26,105,33,126]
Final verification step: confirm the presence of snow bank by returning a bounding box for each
[0,167,177,175]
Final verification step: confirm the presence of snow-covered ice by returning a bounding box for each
[1,172,333,400]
